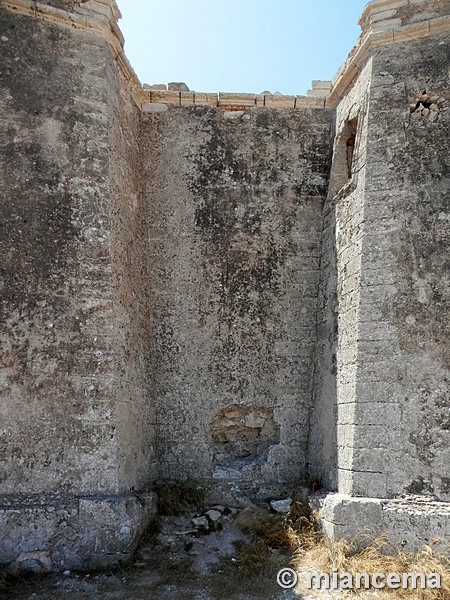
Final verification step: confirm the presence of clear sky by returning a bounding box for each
[118,1,369,96]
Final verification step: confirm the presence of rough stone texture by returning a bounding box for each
[106,17,157,493]
[307,198,337,490]
[141,106,331,484]
[351,33,450,500]
[0,9,116,494]
[0,0,449,573]
[0,5,154,569]
[0,6,153,495]
[308,58,373,491]
[311,31,449,503]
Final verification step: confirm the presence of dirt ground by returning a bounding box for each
[1,499,445,600]
[1,505,300,600]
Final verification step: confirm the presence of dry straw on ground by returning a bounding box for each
[235,495,449,599]
[291,521,449,598]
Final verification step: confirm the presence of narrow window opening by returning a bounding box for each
[330,116,359,197]
[345,118,358,180]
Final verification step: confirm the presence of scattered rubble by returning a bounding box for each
[270,498,293,514]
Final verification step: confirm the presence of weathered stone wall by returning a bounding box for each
[0,9,117,493]
[307,178,338,490]
[0,4,157,570]
[312,26,449,501]
[1,0,449,572]
[106,32,157,492]
[0,6,154,495]
[333,60,374,497]
[352,33,449,500]
[141,106,331,485]
[308,59,373,492]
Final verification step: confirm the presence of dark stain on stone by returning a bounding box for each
[405,476,433,495]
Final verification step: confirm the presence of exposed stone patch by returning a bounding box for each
[408,88,446,120]
[211,405,279,464]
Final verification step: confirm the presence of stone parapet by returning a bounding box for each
[141,90,327,112]
[1,0,449,111]
[328,0,450,107]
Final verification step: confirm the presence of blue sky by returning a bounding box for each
[118,1,368,96]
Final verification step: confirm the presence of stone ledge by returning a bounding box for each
[0,491,157,573]
[141,90,327,112]
[311,492,450,555]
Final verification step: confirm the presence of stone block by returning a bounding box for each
[180,92,195,106]
[264,95,295,109]
[255,94,266,107]
[142,102,169,113]
[312,80,332,90]
[150,90,180,106]
[430,15,450,35]
[359,1,406,30]
[346,470,388,498]
[394,22,431,42]
[168,82,189,91]
[223,110,245,120]
[9,551,52,575]
[0,492,157,572]
[194,93,218,107]
[143,84,167,90]
[218,93,256,107]
[307,88,329,98]
[73,1,118,20]
[312,493,450,554]
[295,96,325,109]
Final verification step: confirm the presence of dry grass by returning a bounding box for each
[207,540,283,599]
[236,495,450,599]
[153,479,205,516]
[292,525,450,599]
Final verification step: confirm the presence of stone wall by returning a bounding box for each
[353,32,449,500]
[308,57,373,492]
[0,8,120,493]
[307,158,337,490]
[106,26,157,493]
[0,3,156,570]
[141,106,331,486]
[0,0,449,572]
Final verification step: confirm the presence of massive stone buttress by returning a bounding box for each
[0,0,156,571]
[309,0,450,552]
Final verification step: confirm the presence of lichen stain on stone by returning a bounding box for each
[210,405,279,464]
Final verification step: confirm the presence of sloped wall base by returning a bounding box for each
[312,493,450,555]
[0,492,157,572]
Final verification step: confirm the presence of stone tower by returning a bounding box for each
[0,0,448,571]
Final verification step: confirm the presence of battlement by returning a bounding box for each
[3,0,449,111]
